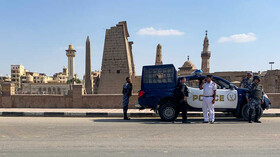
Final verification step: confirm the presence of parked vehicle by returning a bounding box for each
[136,64,271,121]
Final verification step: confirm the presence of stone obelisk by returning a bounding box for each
[155,44,162,65]
[85,36,93,94]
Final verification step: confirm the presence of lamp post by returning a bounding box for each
[269,62,275,70]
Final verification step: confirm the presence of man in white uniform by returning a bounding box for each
[200,75,217,124]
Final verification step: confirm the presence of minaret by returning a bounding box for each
[66,44,76,80]
[155,44,163,65]
[201,30,211,73]
[85,36,93,94]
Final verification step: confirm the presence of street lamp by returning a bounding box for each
[269,62,275,70]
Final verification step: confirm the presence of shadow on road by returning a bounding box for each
[93,117,248,124]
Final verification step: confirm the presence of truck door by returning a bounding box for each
[187,79,238,109]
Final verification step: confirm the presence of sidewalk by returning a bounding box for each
[0,108,279,117]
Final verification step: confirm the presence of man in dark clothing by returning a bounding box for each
[246,76,264,123]
[239,72,253,88]
[122,77,133,120]
[173,77,189,123]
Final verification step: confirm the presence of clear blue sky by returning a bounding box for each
[1,0,280,78]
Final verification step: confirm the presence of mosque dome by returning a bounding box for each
[181,60,196,70]
[178,56,197,76]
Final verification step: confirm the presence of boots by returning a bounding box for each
[123,112,130,120]
[248,109,253,123]
[254,108,262,123]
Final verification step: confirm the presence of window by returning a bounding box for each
[143,67,174,84]
[187,79,200,88]
[117,70,121,73]
[213,79,230,89]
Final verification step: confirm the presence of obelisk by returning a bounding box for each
[85,36,93,94]
[155,44,163,65]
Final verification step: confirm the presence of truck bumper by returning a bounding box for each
[135,103,145,110]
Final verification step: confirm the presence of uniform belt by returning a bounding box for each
[204,95,213,97]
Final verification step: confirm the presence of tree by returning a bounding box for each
[67,78,81,84]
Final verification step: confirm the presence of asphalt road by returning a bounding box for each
[0,117,279,157]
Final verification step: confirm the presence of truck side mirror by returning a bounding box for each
[229,84,235,90]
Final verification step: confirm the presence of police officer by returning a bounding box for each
[239,72,253,88]
[173,77,189,123]
[247,76,264,123]
[122,77,132,120]
[200,75,217,124]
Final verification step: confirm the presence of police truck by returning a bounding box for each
[136,64,271,121]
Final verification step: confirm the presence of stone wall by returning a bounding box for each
[0,94,138,109]
[262,70,280,93]
[0,94,279,108]
[81,95,138,108]
[266,93,280,108]
[132,76,141,93]
[0,84,279,109]
[212,71,250,83]
[9,95,73,108]
[0,95,2,108]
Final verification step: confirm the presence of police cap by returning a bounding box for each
[206,74,213,78]
[253,76,260,81]
[247,72,253,76]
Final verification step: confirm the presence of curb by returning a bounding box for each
[0,112,279,117]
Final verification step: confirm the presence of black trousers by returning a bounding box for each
[178,100,187,121]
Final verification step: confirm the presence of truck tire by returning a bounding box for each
[159,102,179,121]
[241,104,263,121]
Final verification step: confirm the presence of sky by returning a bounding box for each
[0,0,280,79]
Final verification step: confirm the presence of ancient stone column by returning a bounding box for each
[85,36,93,94]
[155,44,163,65]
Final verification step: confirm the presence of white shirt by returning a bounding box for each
[203,81,217,96]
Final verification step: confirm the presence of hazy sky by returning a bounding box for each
[1,0,280,78]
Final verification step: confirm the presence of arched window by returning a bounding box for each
[53,87,56,94]
[48,87,51,94]
[57,88,61,94]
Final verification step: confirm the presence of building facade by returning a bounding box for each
[22,83,70,95]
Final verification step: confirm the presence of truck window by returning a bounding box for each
[187,79,200,88]
[212,78,230,89]
[143,67,174,84]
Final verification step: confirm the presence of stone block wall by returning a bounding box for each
[263,70,280,93]
[0,94,138,109]
[1,84,279,109]
[9,95,73,108]
[266,93,280,108]
[0,95,2,108]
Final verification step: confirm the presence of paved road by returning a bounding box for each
[0,117,279,157]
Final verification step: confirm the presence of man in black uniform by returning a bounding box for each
[173,77,189,123]
[122,77,132,120]
[247,76,264,123]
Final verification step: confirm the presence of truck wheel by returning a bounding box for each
[159,102,178,121]
[241,104,263,121]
